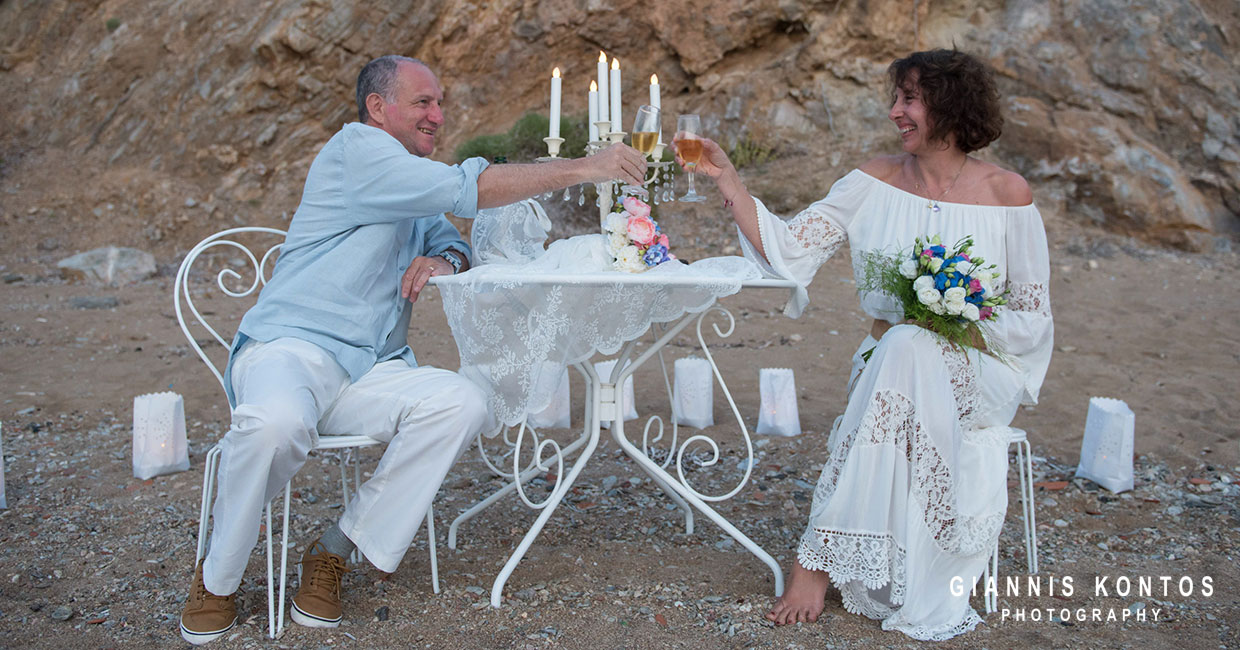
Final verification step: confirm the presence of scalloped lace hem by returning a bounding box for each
[885,607,984,641]
[798,528,906,607]
[800,528,987,641]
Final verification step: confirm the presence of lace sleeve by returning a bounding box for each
[1005,280,1051,317]
[988,204,1054,403]
[788,209,848,270]
[737,171,867,318]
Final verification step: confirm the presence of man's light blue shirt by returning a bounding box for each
[224,122,489,406]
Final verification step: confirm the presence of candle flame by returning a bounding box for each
[599,51,607,63]
[590,80,597,91]
[552,67,560,78]
[611,57,620,70]
[651,74,658,84]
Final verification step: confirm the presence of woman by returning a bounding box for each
[675,49,1053,640]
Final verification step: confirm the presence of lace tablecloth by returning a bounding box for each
[435,252,764,431]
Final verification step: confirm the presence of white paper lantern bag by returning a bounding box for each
[756,368,801,437]
[133,392,191,480]
[1075,397,1135,493]
[673,356,714,429]
[594,359,637,428]
[528,367,572,430]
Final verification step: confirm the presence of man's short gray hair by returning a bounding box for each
[356,55,427,123]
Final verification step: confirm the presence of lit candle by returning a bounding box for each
[596,51,609,127]
[609,57,622,134]
[548,67,561,139]
[588,80,599,142]
[649,73,661,143]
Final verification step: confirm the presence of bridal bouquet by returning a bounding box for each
[604,196,675,273]
[861,234,1006,351]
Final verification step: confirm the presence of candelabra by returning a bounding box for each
[538,126,675,228]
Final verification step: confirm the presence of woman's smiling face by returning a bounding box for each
[888,75,936,154]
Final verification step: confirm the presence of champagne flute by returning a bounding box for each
[631,105,660,159]
[676,114,706,202]
[623,104,660,197]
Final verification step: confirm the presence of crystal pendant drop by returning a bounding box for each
[577,192,585,206]
[563,187,571,201]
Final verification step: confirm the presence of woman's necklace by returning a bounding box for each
[913,155,968,213]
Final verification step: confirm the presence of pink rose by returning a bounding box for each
[622,196,651,219]
[627,216,657,246]
[658,233,669,248]
[969,278,982,293]
[979,306,993,320]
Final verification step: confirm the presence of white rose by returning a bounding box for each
[943,287,967,304]
[927,300,947,315]
[614,245,646,273]
[928,257,943,273]
[608,230,629,252]
[899,259,919,279]
[603,213,628,234]
[961,303,981,322]
[913,275,935,292]
[916,286,941,306]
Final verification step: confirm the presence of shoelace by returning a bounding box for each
[301,546,345,598]
[192,570,233,605]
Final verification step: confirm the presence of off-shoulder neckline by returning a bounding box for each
[851,169,1036,210]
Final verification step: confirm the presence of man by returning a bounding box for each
[179,54,645,645]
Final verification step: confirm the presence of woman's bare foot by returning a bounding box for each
[766,561,831,625]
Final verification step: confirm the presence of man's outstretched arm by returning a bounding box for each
[476,143,647,209]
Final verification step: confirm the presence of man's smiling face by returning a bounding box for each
[373,61,444,157]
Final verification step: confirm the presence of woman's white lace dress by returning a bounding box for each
[738,170,1054,641]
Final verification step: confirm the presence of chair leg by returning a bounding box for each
[988,543,999,613]
[426,507,440,594]
[278,481,291,638]
[195,446,222,562]
[1014,439,1031,574]
[265,499,275,638]
[1020,439,1038,574]
[338,449,364,565]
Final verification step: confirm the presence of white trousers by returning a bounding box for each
[202,337,487,596]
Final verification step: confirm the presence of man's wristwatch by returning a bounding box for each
[437,251,463,274]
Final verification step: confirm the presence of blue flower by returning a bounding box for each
[643,244,669,266]
[934,272,949,291]
[929,245,947,257]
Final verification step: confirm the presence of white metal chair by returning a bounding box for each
[174,227,439,639]
[982,426,1038,614]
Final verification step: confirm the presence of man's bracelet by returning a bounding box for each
[437,251,463,274]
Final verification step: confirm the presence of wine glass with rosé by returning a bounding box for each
[675,114,706,202]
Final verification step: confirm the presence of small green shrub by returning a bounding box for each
[454,133,509,163]
[728,136,775,168]
[454,111,590,164]
[105,18,121,32]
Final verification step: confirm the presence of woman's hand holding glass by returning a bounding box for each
[671,135,734,180]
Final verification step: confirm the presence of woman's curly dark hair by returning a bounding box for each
[889,49,1003,154]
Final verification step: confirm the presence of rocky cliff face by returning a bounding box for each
[1,0,1236,261]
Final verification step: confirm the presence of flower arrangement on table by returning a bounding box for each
[604,196,675,273]
[861,234,1007,352]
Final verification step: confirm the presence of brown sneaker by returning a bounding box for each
[179,559,237,645]
[290,540,347,628]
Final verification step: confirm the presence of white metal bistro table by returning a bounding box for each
[430,271,797,607]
